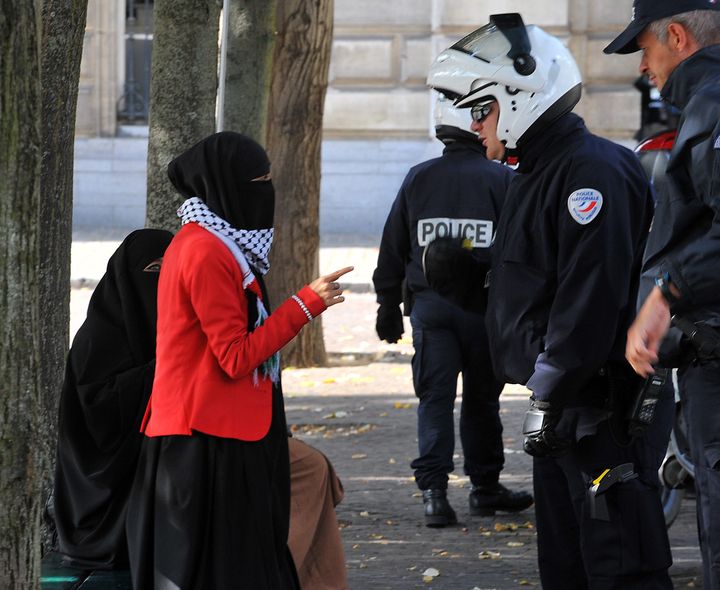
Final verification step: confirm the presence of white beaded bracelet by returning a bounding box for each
[292,295,314,321]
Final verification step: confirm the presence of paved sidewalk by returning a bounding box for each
[70,238,704,589]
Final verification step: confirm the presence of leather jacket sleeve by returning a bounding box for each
[373,180,411,307]
[659,96,720,312]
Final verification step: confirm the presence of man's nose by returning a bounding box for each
[470,120,482,133]
[639,55,649,75]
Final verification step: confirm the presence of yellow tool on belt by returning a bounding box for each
[587,463,637,521]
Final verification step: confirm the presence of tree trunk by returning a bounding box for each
[145,0,221,232]
[38,0,89,553]
[0,2,45,587]
[223,0,277,143]
[265,0,334,366]
[0,0,87,583]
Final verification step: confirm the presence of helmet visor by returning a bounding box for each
[450,23,512,63]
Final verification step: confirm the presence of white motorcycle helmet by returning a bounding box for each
[427,13,582,150]
[433,90,478,144]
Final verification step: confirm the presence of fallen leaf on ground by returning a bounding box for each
[393,402,412,409]
[478,551,502,560]
[351,453,367,460]
[507,541,525,547]
[350,376,375,384]
[422,567,440,582]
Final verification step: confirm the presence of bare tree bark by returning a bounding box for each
[223,1,277,143]
[0,0,87,584]
[265,0,334,366]
[145,0,221,232]
[39,0,89,553]
[0,2,44,587]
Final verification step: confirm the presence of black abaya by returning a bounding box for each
[53,229,173,568]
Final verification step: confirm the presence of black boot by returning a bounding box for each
[422,489,457,528]
[468,483,533,517]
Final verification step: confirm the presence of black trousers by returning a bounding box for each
[678,360,720,590]
[534,391,674,589]
[409,293,504,490]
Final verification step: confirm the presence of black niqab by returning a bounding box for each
[167,131,275,230]
[53,228,173,568]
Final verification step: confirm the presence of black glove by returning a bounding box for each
[521,399,571,458]
[422,237,489,313]
[376,304,404,343]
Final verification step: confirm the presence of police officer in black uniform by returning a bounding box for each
[606,2,720,587]
[429,14,674,587]
[372,95,532,527]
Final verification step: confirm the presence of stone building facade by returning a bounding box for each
[76,0,643,140]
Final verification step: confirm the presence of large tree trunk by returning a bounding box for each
[38,0,89,553]
[145,0,221,232]
[223,0,277,143]
[0,1,45,587]
[265,0,334,366]
[0,0,87,584]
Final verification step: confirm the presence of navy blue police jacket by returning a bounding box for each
[640,45,720,330]
[373,139,513,308]
[486,113,654,406]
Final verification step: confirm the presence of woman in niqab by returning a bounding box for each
[53,228,173,568]
[126,132,351,590]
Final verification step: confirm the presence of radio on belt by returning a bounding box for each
[627,369,667,438]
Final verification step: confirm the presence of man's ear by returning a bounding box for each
[667,22,700,56]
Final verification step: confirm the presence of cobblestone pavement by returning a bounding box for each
[70,241,703,589]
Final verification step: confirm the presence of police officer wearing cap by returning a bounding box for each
[372,95,533,528]
[428,14,674,587]
[606,2,720,587]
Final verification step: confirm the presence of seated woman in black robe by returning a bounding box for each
[52,228,173,568]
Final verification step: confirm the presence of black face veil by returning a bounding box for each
[167,131,275,230]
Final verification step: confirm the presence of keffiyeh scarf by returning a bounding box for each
[178,197,280,384]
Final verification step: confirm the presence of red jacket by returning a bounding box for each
[142,223,326,441]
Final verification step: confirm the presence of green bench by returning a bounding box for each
[42,553,131,589]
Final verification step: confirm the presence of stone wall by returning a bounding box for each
[76,0,123,137]
[76,0,644,139]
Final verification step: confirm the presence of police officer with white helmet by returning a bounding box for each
[373,93,532,527]
[429,14,674,587]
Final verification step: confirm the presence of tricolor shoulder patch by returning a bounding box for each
[567,188,603,225]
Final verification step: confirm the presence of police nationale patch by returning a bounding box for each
[567,188,603,225]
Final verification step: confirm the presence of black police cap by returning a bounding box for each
[604,0,720,54]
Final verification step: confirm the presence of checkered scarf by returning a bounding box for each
[177,197,280,384]
[177,196,273,275]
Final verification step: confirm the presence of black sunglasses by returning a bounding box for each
[470,102,494,123]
